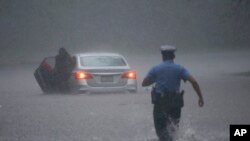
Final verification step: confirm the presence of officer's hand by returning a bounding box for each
[198,98,204,107]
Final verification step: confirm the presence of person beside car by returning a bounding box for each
[54,47,74,92]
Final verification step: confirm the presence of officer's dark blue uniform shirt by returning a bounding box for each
[146,60,190,94]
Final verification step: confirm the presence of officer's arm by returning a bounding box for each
[142,77,154,87]
[187,75,204,107]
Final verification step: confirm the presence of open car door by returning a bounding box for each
[34,57,55,93]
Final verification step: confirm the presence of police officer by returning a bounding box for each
[142,45,204,141]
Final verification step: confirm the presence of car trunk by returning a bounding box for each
[83,68,129,87]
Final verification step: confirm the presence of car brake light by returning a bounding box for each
[121,71,136,79]
[75,71,93,80]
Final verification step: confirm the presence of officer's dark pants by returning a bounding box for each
[153,103,181,141]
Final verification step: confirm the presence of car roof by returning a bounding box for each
[74,52,124,57]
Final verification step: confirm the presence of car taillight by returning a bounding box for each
[75,71,93,80]
[121,71,136,79]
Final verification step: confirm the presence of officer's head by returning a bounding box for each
[160,45,176,61]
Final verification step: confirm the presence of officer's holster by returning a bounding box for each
[151,88,184,108]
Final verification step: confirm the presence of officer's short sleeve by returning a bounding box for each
[146,67,157,82]
[180,66,190,81]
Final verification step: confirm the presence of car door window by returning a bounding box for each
[40,57,55,71]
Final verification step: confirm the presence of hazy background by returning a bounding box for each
[0,0,249,64]
[0,1,250,141]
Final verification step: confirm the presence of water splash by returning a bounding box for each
[175,125,228,141]
[176,128,205,141]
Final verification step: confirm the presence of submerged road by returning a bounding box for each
[0,64,155,141]
[0,51,250,141]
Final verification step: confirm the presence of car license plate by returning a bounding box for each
[101,76,113,82]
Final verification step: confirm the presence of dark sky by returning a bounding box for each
[0,0,249,64]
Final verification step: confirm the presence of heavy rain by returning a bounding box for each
[0,0,250,141]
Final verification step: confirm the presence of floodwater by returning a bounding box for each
[0,50,250,141]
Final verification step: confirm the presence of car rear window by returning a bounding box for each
[80,56,127,67]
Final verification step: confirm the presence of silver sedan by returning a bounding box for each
[35,53,137,93]
[69,53,137,93]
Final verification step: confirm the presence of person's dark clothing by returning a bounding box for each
[55,55,73,78]
[54,49,74,92]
